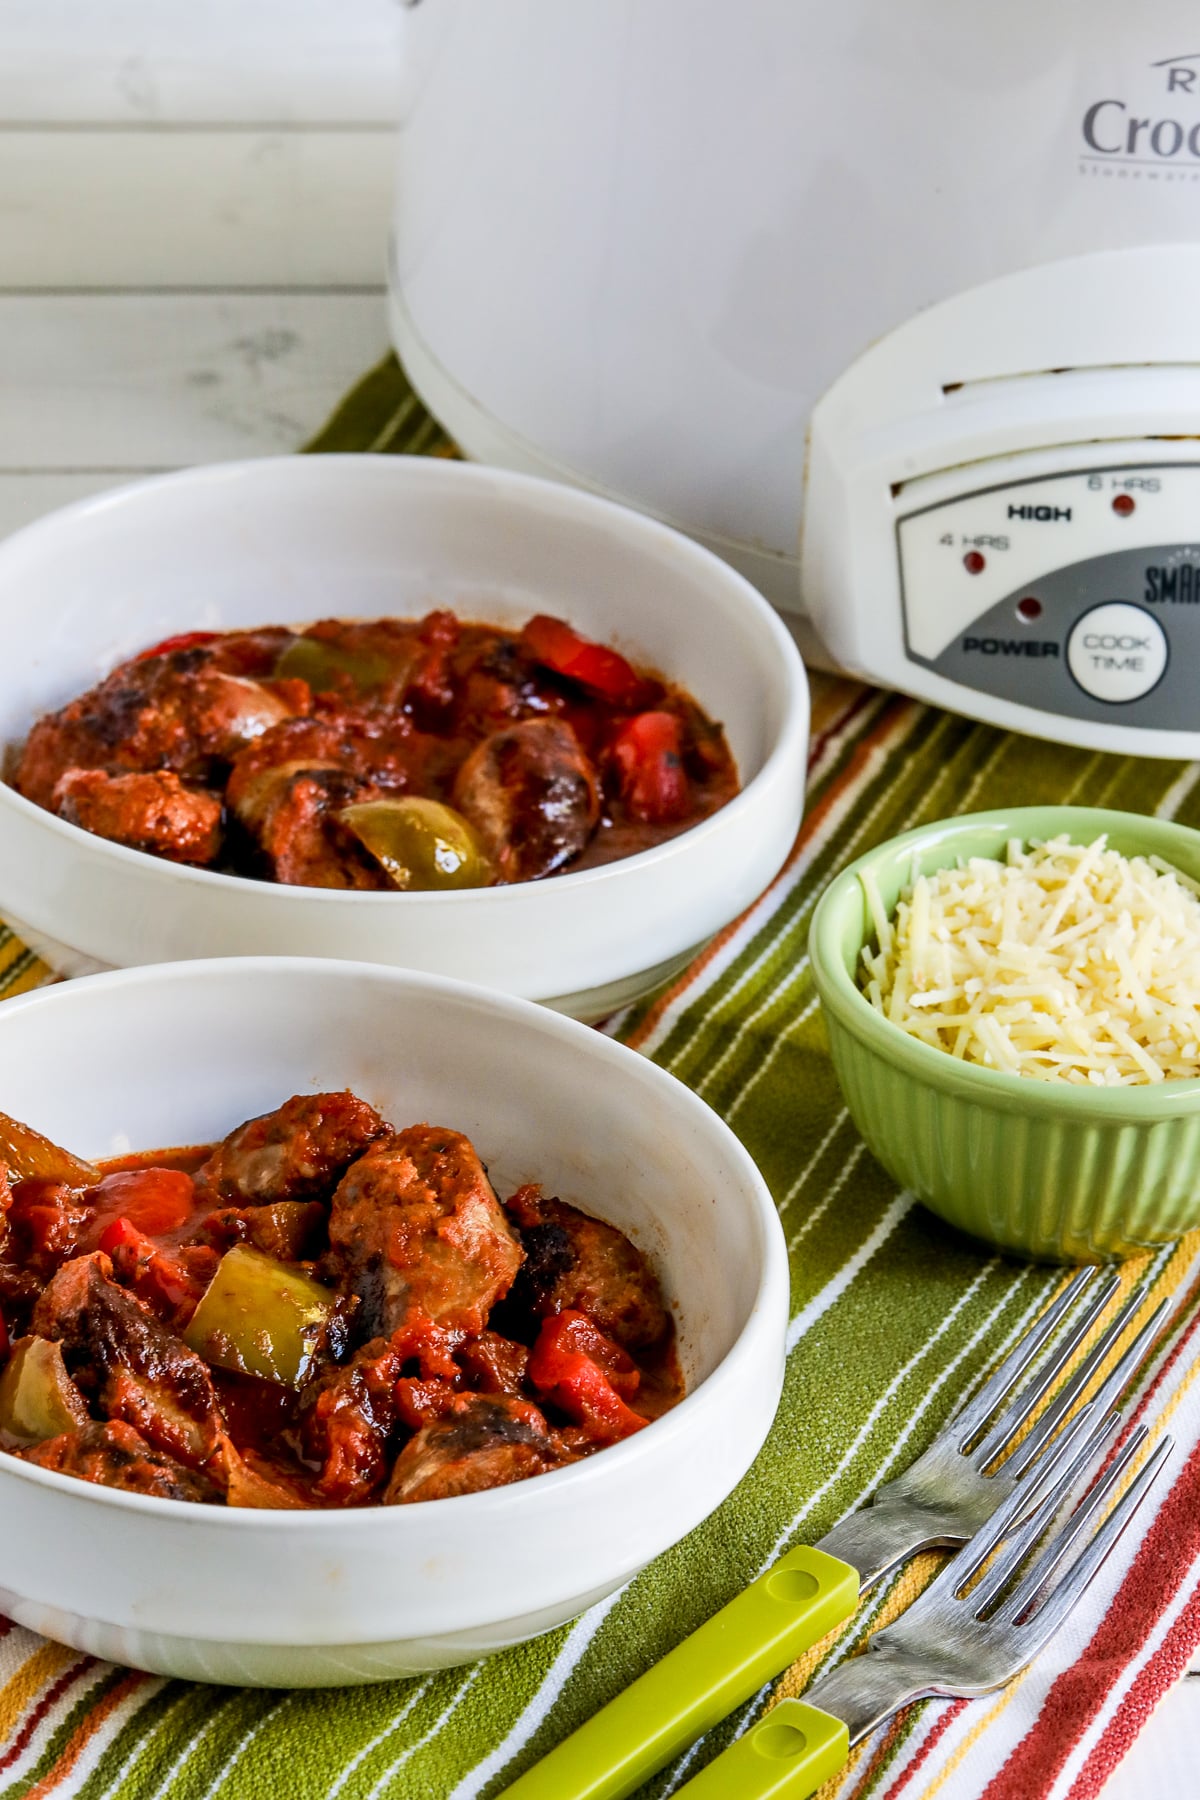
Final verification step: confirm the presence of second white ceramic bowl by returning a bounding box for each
[0,958,788,1685]
[0,455,808,1019]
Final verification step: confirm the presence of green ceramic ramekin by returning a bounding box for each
[808,806,1200,1263]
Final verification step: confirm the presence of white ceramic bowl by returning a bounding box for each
[0,957,788,1686]
[0,455,808,1020]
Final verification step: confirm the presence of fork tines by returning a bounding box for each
[958,1265,1167,1482]
[991,1428,1172,1644]
[949,1413,1172,1653]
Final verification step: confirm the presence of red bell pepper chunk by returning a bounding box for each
[520,615,649,708]
[528,1311,647,1443]
[85,1168,195,1245]
[388,1314,465,1382]
[99,1216,213,1325]
[134,630,220,662]
[608,711,691,824]
[0,1305,9,1363]
[97,1214,145,1262]
[533,1311,641,1394]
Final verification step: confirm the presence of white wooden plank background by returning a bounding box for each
[0,295,389,466]
[0,134,394,287]
[0,0,394,531]
[0,0,399,122]
[0,0,1193,1786]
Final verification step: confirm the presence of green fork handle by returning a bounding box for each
[673,1701,849,1798]
[501,1547,858,1800]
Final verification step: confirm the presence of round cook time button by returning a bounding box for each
[1066,602,1168,705]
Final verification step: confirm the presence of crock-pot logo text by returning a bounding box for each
[1082,54,1200,163]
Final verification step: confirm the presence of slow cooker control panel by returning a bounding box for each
[898,464,1200,727]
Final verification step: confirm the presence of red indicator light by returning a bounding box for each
[963,550,986,575]
[1113,493,1136,517]
[1016,596,1043,621]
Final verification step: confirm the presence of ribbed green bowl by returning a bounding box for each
[808,806,1200,1263]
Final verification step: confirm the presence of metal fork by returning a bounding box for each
[676,1409,1173,1797]
[503,1268,1170,1800]
[815,1265,1167,1588]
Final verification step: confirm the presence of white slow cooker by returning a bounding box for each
[390,0,1200,756]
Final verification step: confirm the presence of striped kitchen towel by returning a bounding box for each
[2,359,1200,1800]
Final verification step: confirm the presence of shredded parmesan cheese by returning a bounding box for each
[858,835,1200,1085]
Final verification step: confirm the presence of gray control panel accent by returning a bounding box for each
[908,544,1200,729]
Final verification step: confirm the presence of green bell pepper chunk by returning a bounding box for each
[340,796,493,891]
[183,1244,336,1387]
[0,1337,90,1442]
[274,635,397,694]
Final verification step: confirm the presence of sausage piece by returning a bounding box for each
[329,1125,524,1340]
[53,768,223,866]
[225,713,420,888]
[14,649,306,808]
[452,717,600,880]
[504,1186,670,1351]
[21,1420,219,1503]
[195,1092,387,1207]
[176,670,303,764]
[33,1254,229,1473]
[385,1394,559,1504]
